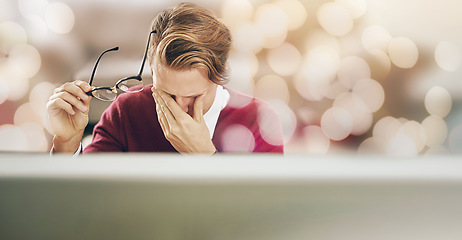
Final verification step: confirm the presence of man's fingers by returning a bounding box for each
[153,90,176,123]
[50,91,88,113]
[55,81,91,102]
[193,94,205,121]
[156,89,188,119]
[48,98,76,115]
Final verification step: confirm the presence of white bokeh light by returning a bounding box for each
[227,52,258,98]
[0,21,28,52]
[8,43,41,78]
[267,42,302,76]
[295,46,340,101]
[254,75,290,103]
[321,107,353,141]
[336,0,367,19]
[333,92,372,136]
[337,56,370,89]
[435,41,461,72]
[361,25,392,52]
[317,2,353,37]
[352,78,385,113]
[302,125,330,154]
[255,4,289,48]
[221,124,255,152]
[220,0,254,29]
[422,115,448,147]
[388,37,419,69]
[0,124,28,151]
[45,2,75,34]
[274,0,307,31]
[424,86,452,118]
[260,99,297,144]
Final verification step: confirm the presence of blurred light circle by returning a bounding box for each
[385,130,417,157]
[220,0,254,29]
[227,51,258,98]
[0,21,28,52]
[352,78,385,113]
[255,75,290,103]
[221,124,255,152]
[337,56,370,89]
[317,2,353,37]
[357,137,386,155]
[321,80,349,100]
[14,102,42,126]
[295,46,340,101]
[0,124,28,151]
[388,37,419,69]
[0,75,10,104]
[302,125,330,154]
[7,76,29,101]
[373,116,402,143]
[29,81,56,107]
[18,0,49,17]
[364,49,391,79]
[335,0,367,19]
[294,72,324,101]
[30,81,56,127]
[0,64,30,101]
[8,43,41,78]
[435,41,461,72]
[232,23,264,53]
[448,124,462,154]
[321,106,353,141]
[260,99,297,144]
[267,42,302,76]
[305,29,341,52]
[19,122,49,152]
[24,15,49,42]
[421,115,448,147]
[400,120,427,153]
[45,2,75,34]
[361,25,392,52]
[424,145,449,155]
[274,0,307,31]
[424,86,452,118]
[333,92,372,136]
[0,1,15,21]
[255,4,289,48]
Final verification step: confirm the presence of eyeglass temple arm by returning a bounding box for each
[136,30,157,77]
[88,46,119,86]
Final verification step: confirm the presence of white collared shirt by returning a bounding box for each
[203,85,230,139]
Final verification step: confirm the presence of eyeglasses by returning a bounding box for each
[86,30,156,101]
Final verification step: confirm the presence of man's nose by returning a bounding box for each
[175,97,194,113]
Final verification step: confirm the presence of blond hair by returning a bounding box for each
[148,2,231,85]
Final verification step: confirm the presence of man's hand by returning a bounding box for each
[152,87,217,154]
[46,80,92,153]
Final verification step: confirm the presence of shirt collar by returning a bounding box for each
[203,85,230,139]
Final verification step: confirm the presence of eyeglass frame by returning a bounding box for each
[86,30,157,101]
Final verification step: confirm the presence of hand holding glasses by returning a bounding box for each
[86,30,156,101]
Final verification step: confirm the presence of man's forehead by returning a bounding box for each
[153,62,212,97]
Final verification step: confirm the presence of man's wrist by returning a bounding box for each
[52,134,83,153]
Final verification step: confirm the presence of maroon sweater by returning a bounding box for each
[84,85,284,153]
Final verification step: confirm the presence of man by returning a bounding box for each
[47,2,284,154]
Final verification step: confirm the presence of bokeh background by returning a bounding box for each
[1,0,461,155]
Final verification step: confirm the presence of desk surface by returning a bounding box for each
[1,154,462,240]
[0,153,461,181]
